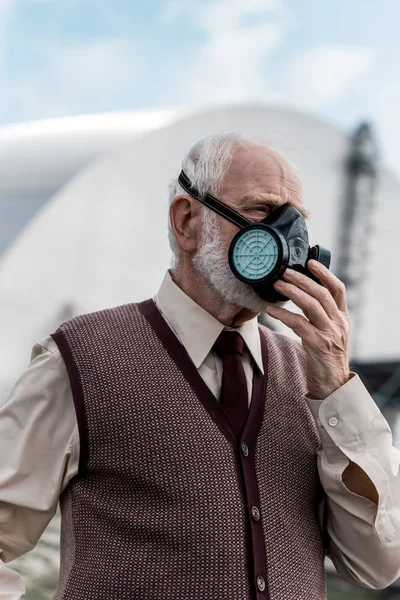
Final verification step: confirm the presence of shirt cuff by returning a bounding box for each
[305,373,381,446]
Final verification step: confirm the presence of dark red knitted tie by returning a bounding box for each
[214,331,249,437]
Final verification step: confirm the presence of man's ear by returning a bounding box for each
[169,195,201,254]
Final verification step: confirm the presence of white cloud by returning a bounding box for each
[196,0,286,33]
[182,24,284,104]
[0,0,142,122]
[6,38,140,120]
[164,0,285,26]
[168,0,288,105]
[286,45,375,108]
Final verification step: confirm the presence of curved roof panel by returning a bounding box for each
[0,108,183,196]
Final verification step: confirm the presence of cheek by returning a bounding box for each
[220,221,239,249]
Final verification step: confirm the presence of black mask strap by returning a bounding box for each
[178,171,251,228]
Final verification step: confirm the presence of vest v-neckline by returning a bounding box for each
[138,299,269,450]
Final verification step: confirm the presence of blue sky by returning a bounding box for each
[1,0,400,175]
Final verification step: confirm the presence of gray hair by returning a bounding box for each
[167,133,261,258]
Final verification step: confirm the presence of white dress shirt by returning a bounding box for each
[0,270,399,598]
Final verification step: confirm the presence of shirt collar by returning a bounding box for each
[154,271,264,374]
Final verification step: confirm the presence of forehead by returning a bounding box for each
[220,145,304,211]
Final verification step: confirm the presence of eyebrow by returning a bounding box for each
[238,193,311,220]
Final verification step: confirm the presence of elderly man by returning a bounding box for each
[0,134,399,600]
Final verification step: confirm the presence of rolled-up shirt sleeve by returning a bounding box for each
[306,373,400,589]
[0,337,78,575]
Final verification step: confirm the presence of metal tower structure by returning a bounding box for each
[335,122,379,359]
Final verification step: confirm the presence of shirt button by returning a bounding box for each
[251,506,260,522]
[241,442,249,457]
[257,576,266,592]
[328,417,338,427]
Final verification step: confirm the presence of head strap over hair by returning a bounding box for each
[178,170,251,229]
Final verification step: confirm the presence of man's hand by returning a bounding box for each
[265,260,351,399]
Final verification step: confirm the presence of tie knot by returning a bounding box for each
[214,331,244,357]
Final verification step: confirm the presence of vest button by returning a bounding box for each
[257,575,266,592]
[251,506,260,522]
[240,442,249,457]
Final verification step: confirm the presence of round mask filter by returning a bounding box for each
[229,225,285,283]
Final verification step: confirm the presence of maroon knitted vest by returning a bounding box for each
[51,300,327,600]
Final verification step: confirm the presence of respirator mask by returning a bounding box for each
[178,171,331,303]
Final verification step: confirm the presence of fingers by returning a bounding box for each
[274,279,331,329]
[281,268,337,320]
[265,304,317,341]
[307,260,348,313]
[266,261,350,340]
[280,262,348,318]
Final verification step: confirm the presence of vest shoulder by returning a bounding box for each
[52,301,147,336]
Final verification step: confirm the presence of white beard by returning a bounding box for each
[192,208,270,314]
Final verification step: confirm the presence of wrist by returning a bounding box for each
[307,372,352,400]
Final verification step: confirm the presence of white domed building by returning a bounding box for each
[0,105,399,402]
[1,106,399,394]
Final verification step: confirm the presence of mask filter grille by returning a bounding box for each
[231,228,279,281]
